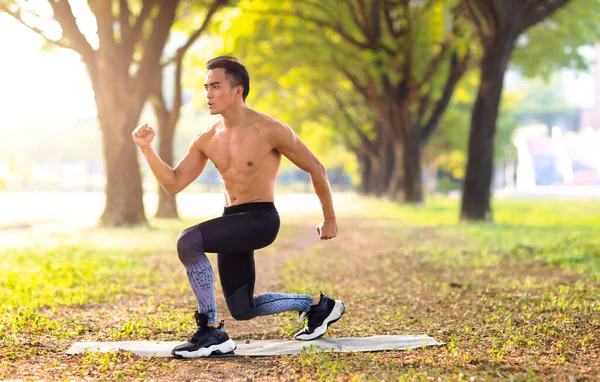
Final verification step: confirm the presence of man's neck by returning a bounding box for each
[221,104,248,129]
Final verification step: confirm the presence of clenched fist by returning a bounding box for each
[316,219,338,240]
[132,123,156,148]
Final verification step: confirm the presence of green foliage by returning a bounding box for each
[426,69,519,174]
[511,75,580,129]
[209,0,477,179]
[512,0,600,79]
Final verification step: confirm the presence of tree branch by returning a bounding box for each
[357,0,370,36]
[295,0,336,15]
[118,0,132,41]
[296,10,374,51]
[328,91,378,156]
[401,0,413,84]
[417,94,431,127]
[150,71,169,121]
[132,0,178,98]
[253,8,396,55]
[162,0,226,67]
[460,0,490,45]
[415,39,452,93]
[343,0,370,43]
[121,0,156,61]
[340,133,360,154]
[0,4,72,50]
[88,0,116,50]
[382,1,402,40]
[46,0,95,60]
[337,66,369,98]
[167,50,184,129]
[421,52,469,143]
[523,0,571,30]
[416,12,468,92]
[369,0,382,47]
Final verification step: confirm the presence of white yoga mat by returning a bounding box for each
[67,335,444,357]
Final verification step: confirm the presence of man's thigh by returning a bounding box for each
[217,250,256,299]
[197,211,279,253]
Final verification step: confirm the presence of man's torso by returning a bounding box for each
[200,111,281,206]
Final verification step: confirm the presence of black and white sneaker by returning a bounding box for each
[171,311,236,358]
[294,292,345,341]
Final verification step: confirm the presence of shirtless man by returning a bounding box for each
[132,56,345,358]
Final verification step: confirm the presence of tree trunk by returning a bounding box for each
[403,123,423,203]
[358,152,373,194]
[460,32,516,220]
[375,140,395,196]
[151,70,180,219]
[386,141,403,201]
[98,104,147,227]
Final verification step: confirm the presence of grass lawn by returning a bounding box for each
[0,195,598,380]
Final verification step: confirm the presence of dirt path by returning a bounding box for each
[1,221,320,381]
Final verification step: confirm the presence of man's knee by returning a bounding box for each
[228,304,254,321]
[225,284,255,321]
[176,226,204,264]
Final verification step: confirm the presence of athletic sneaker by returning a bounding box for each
[294,292,345,341]
[171,311,236,358]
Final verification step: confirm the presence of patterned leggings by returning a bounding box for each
[176,202,313,324]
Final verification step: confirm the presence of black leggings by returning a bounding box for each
[177,202,313,321]
[203,202,280,300]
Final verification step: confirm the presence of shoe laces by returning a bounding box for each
[190,326,211,342]
[190,319,224,342]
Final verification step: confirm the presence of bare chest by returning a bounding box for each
[204,129,276,175]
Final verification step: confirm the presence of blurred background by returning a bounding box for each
[0,0,599,228]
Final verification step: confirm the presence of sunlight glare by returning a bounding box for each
[0,13,96,131]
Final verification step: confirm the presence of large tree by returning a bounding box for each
[459,0,599,220]
[0,0,226,226]
[150,0,225,219]
[226,0,474,202]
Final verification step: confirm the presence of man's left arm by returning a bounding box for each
[269,122,338,240]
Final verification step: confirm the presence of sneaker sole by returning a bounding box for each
[172,339,237,359]
[295,300,345,341]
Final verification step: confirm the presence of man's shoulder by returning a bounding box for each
[251,111,291,136]
[191,122,219,148]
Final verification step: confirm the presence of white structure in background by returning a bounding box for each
[510,124,600,198]
[580,43,600,131]
[551,126,574,184]
[584,126,600,179]
[513,129,537,191]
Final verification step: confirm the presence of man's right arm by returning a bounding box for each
[141,134,208,195]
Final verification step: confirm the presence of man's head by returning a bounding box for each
[204,55,250,115]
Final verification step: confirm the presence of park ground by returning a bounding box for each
[0,193,599,381]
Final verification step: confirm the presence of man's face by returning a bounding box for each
[204,68,241,115]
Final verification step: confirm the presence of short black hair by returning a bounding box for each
[205,55,250,101]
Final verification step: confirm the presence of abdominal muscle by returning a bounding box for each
[218,164,279,207]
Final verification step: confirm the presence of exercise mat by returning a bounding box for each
[67,335,444,357]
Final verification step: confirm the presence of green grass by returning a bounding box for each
[276,197,600,380]
[344,196,600,278]
[1,196,599,380]
[0,216,301,346]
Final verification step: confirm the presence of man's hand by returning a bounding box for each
[132,123,156,148]
[316,219,338,240]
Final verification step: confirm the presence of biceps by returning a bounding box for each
[282,140,321,173]
[173,149,208,188]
